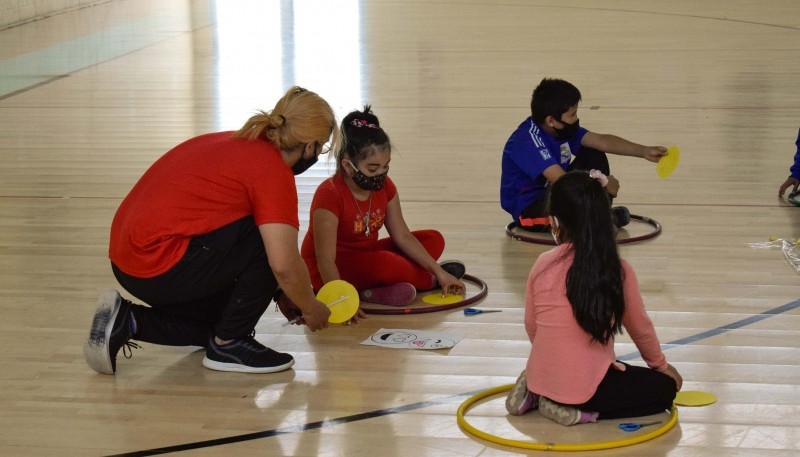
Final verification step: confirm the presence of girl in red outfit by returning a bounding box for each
[505,170,682,425]
[300,106,466,307]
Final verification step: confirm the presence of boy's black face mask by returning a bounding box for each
[553,118,580,141]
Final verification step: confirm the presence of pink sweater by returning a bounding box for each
[525,243,667,404]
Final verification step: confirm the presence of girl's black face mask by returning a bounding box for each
[346,160,388,191]
[351,168,388,191]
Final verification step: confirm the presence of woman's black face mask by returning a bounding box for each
[292,150,319,175]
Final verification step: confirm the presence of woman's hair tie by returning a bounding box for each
[589,169,609,187]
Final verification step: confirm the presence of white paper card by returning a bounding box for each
[360,328,463,350]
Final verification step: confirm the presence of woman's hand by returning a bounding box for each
[297,299,331,331]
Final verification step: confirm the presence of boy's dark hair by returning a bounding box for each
[548,171,624,345]
[335,105,391,174]
[530,78,582,124]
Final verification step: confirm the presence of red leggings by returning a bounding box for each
[331,230,445,291]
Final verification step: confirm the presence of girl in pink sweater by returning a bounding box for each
[505,170,682,426]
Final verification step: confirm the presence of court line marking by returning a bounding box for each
[104,298,799,457]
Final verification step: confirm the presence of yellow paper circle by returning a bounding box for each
[674,390,717,407]
[421,293,463,305]
[656,146,680,179]
[316,280,359,324]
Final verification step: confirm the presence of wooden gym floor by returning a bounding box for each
[0,1,798,456]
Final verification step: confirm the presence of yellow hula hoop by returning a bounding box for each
[457,384,679,451]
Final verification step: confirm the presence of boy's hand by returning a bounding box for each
[779,177,799,197]
[606,175,620,198]
[643,146,667,163]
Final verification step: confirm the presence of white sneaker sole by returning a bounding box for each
[83,290,122,375]
[506,371,533,415]
[538,396,581,426]
[201,356,295,374]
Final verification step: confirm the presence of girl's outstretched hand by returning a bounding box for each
[344,309,368,326]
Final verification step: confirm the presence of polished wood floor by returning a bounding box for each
[1,1,798,456]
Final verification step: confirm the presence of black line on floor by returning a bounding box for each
[106,298,800,456]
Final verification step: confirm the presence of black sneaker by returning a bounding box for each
[83,289,139,374]
[612,206,631,228]
[439,260,466,280]
[202,336,294,373]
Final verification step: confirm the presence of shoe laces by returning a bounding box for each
[238,334,267,352]
[120,341,141,359]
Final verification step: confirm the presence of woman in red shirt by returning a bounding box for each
[84,87,339,375]
[506,170,682,425]
[300,106,466,307]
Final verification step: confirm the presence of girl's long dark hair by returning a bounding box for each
[549,171,624,344]
[334,105,391,174]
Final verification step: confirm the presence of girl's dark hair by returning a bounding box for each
[335,105,391,174]
[548,171,624,344]
[530,78,582,124]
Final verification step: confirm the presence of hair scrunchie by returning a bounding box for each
[589,169,609,187]
[350,119,378,129]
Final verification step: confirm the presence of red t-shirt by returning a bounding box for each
[300,173,397,283]
[109,131,299,278]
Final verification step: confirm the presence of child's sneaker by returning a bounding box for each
[84,289,139,375]
[359,282,416,306]
[538,396,582,426]
[203,336,294,373]
[439,260,466,280]
[612,206,631,228]
[505,370,539,416]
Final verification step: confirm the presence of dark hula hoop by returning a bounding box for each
[505,214,662,245]
[361,273,488,315]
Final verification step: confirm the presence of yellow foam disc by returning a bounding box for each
[674,390,717,407]
[422,293,464,305]
[656,146,680,179]
[316,280,359,324]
